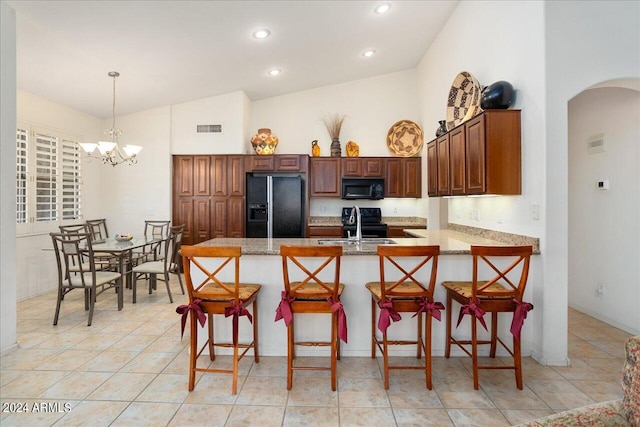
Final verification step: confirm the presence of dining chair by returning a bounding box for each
[277,245,346,391]
[365,245,441,389]
[441,245,533,389]
[131,226,183,303]
[86,218,109,241]
[179,245,261,395]
[50,232,123,326]
[133,220,171,265]
[169,224,185,295]
[59,224,112,271]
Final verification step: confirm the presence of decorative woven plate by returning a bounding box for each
[446,71,482,130]
[386,120,423,157]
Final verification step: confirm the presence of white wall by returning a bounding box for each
[568,87,640,334]
[545,0,640,363]
[1,0,18,354]
[171,90,248,155]
[101,106,172,235]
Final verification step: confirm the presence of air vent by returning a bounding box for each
[587,133,605,154]
[197,124,223,134]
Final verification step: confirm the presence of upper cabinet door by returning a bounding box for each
[227,155,245,196]
[427,141,438,197]
[211,155,228,197]
[309,158,340,197]
[174,156,194,197]
[403,158,421,198]
[362,158,384,177]
[341,158,362,177]
[449,126,466,195]
[436,135,450,195]
[194,155,211,196]
[384,158,403,198]
[465,115,486,194]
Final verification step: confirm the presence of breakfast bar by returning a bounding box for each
[189,229,541,358]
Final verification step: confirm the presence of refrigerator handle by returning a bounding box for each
[267,176,273,239]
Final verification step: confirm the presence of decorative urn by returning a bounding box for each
[250,128,279,155]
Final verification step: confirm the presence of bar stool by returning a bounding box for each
[178,245,261,395]
[365,245,441,389]
[276,245,346,391]
[441,245,533,390]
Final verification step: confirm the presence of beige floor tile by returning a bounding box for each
[552,358,615,381]
[0,370,24,387]
[0,370,69,398]
[526,379,595,411]
[581,357,625,380]
[225,405,285,427]
[393,408,454,426]
[32,332,91,350]
[287,377,339,406]
[283,406,339,426]
[568,339,614,359]
[339,407,396,426]
[14,331,51,348]
[248,355,288,377]
[130,319,177,336]
[162,349,191,374]
[501,409,557,425]
[0,348,60,370]
[108,333,158,352]
[39,371,112,400]
[87,372,157,401]
[431,357,473,379]
[447,408,511,426]
[432,377,496,409]
[36,349,101,371]
[77,350,138,373]
[236,375,289,405]
[338,378,390,408]
[136,373,190,403]
[120,351,177,373]
[591,340,628,358]
[168,403,233,426]
[111,401,180,426]
[479,378,548,410]
[339,356,382,378]
[570,379,624,402]
[53,400,130,426]
[71,333,123,351]
[291,356,332,378]
[183,375,240,405]
[387,377,443,409]
[145,335,189,353]
[99,321,144,335]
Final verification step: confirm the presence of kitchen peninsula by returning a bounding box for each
[189,229,541,359]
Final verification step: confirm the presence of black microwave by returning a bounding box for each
[341,178,385,200]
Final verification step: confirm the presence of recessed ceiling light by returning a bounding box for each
[375,3,391,14]
[268,68,281,76]
[362,50,376,58]
[253,29,271,39]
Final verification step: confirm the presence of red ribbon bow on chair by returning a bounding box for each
[377,298,401,334]
[225,301,253,346]
[327,297,348,343]
[457,300,488,331]
[510,299,534,339]
[274,291,295,326]
[413,297,445,321]
[176,299,206,340]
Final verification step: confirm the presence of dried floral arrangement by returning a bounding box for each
[323,114,345,140]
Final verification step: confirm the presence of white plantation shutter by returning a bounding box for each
[61,138,82,220]
[34,131,58,222]
[16,128,28,224]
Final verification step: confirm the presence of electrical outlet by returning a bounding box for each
[393,207,398,214]
[497,210,503,224]
[320,204,327,212]
[472,209,480,221]
[456,210,461,219]
[596,284,605,296]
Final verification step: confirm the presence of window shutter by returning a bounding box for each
[61,138,82,220]
[34,131,58,222]
[16,128,29,224]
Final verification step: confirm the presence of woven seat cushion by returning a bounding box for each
[193,282,261,302]
[290,282,344,300]
[441,281,512,299]
[365,281,426,299]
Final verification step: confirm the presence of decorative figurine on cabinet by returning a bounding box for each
[311,140,320,157]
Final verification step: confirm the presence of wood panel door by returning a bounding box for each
[362,158,384,177]
[227,198,245,238]
[173,156,194,197]
[211,198,227,238]
[449,126,466,195]
[427,141,438,197]
[384,158,403,198]
[403,158,421,198]
[227,155,245,196]
[193,198,210,243]
[174,198,193,245]
[465,115,486,194]
[341,158,362,177]
[436,135,450,195]
[309,158,340,197]
[211,156,228,197]
[194,156,211,196]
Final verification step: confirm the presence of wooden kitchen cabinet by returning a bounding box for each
[427,110,521,196]
[387,225,424,238]
[341,157,384,177]
[384,157,422,198]
[245,154,307,172]
[173,154,245,242]
[427,141,438,197]
[306,225,343,237]
[309,157,340,197]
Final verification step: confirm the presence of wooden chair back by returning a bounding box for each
[280,245,342,300]
[470,245,533,301]
[181,245,241,304]
[377,245,440,300]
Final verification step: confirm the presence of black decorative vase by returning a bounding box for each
[435,120,447,137]
[481,81,515,109]
[330,138,342,157]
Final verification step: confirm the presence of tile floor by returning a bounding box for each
[0,277,632,426]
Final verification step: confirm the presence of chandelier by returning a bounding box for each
[79,71,142,166]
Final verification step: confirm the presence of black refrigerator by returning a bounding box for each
[246,175,305,238]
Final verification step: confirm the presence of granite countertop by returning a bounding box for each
[196,227,539,256]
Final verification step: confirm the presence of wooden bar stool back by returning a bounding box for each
[441,245,533,390]
[179,245,261,395]
[365,245,441,389]
[278,245,346,391]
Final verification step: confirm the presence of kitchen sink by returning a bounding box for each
[317,238,396,246]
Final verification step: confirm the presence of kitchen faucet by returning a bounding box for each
[347,205,362,242]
